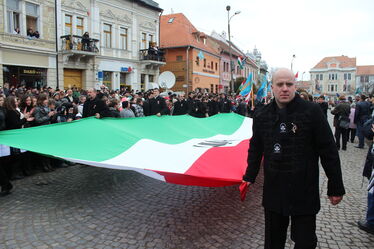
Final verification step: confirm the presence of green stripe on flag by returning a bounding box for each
[0,113,246,161]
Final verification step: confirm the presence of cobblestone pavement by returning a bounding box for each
[1,121,374,249]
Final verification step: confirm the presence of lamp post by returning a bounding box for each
[290,54,296,72]
[227,5,241,93]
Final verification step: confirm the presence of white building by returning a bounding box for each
[356,65,374,94]
[58,0,164,91]
[310,56,356,96]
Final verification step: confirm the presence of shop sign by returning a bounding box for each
[121,67,132,72]
[98,71,103,80]
[203,69,215,74]
[22,69,42,75]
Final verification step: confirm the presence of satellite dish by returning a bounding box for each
[158,71,176,89]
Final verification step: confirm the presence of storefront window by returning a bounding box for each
[3,65,47,89]
[103,71,112,89]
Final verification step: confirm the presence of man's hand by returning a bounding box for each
[156,113,161,117]
[95,113,101,119]
[328,196,343,205]
[242,180,252,187]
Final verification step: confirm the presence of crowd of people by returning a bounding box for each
[0,81,373,236]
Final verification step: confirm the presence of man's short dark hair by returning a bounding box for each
[318,96,325,100]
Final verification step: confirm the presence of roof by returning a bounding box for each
[312,56,356,69]
[356,65,374,75]
[136,0,162,11]
[160,13,219,56]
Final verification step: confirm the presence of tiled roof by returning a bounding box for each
[312,56,356,69]
[356,65,374,75]
[160,13,219,56]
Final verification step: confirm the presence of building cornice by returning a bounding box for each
[310,67,356,73]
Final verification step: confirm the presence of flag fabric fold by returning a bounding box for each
[0,113,253,187]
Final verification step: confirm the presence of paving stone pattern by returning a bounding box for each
[1,117,374,249]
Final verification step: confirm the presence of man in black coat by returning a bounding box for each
[242,68,345,249]
[317,95,328,118]
[82,88,111,118]
[148,89,167,116]
[354,95,371,148]
[219,93,231,113]
[173,95,188,116]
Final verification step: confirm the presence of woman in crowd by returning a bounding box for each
[0,95,13,196]
[349,103,357,143]
[3,96,34,179]
[34,94,56,171]
[19,94,35,128]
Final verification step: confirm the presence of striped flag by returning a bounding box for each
[237,57,244,69]
[0,114,252,187]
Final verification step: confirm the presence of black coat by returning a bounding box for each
[82,97,111,118]
[149,96,167,116]
[5,109,26,130]
[318,102,328,118]
[354,101,371,124]
[243,95,345,216]
[208,100,219,116]
[219,98,231,113]
[173,100,188,115]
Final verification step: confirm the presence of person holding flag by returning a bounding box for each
[242,68,345,249]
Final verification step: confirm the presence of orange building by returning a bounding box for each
[160,13,220,93]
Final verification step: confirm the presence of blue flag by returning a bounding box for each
[256,75,268,101]
[198,51,205,60]
[239,73,253,96]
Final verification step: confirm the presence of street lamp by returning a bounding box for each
[290,54,296,72]
[227,5,241,93]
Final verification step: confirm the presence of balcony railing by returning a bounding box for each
[60,35,99,54]
[139,48,165,62]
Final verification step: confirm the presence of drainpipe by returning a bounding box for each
[55,0,59,89]
[186,46,190,94]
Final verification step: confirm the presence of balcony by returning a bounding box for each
[60,35,99,60]
[139,48,166,69]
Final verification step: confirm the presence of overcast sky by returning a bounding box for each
[156,0,374,80]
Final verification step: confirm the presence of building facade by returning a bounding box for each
[160,13,220,93]
[58,0,164,91]
[0,0,57,88]
[356,65,374,94]
[1,0,163,91]
[310,56,356,96]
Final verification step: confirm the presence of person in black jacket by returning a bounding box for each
[148,89,167,116]
[317,95,328,118]
[218,93,231,113]
[208,95,220,116]
[355,95,371,148]
[331,95,351,150]
[242,68,345,249]
[173,95,188,116]
[0,95,13,196]
[82,88,111,118]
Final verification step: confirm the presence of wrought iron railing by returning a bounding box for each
[60,35,99,53]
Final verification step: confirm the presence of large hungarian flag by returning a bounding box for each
[0,113,252,187]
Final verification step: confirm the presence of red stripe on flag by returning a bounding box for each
[155,139,250,187]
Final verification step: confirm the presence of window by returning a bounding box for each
[211,61,213,69]
[149,75,154,82]
[103,23,112,48]
[204,59,206,68]
[65,15,72,35]
[26,2,39,35]
[348,73,351,80]
[215,62,218,71]
[168,18,174,23]
[148,34,153,43]
[141,33,147,49]
[196,56,199,66]
[344,73,347,80]
[120,27,128,50]
[103,71,112,89]
[176,56,183,61]
[7,0,20,34]
[320,74,323,80]
[210,84,214,93]
[141,74,146,90]
[76,17,84,36]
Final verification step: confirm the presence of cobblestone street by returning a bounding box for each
[1,120,374,248]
